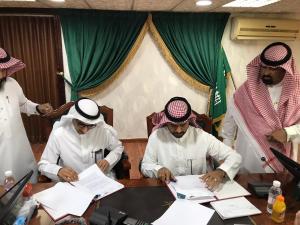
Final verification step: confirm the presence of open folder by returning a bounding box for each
[33,164,124,221]
[167,175,250,204]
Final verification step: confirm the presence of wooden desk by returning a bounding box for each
[29,174,299,225]
[29,179,163,225]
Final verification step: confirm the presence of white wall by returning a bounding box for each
[223,13,300,98]
[64,13,300,139]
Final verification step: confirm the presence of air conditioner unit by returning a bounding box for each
[231,17,300,40]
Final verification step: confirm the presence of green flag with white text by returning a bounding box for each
[210,48,231,136]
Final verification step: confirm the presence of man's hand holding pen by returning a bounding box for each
[58,167,79,182]
[157,167,177,183]
[201,169,226,191]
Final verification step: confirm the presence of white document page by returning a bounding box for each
[71,164,124,200]
[214,180,250,200]
[33,182,94,220]
[210,197,262,220]
[153,199,214,225]
[167,175,216,203]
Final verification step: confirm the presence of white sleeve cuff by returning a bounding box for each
[39,162,62,180]
[217,164,235,180]
[285,126,299,142]
[153,165,163,178]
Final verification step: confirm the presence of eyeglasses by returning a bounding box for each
[75,119,97,129]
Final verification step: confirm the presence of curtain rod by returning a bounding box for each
[0,13,55,17]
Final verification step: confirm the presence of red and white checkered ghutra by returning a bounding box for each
[152,97,199,132]
[0,48,25,76]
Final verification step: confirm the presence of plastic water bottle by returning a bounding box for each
[13,216,26,225]
[271,195,286,223]
[3,170,16,191]
[267,180,282,214]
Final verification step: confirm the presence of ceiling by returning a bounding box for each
[0,0,299,13]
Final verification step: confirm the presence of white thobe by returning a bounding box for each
[221,82,300,173]
[141,126,241,180]
[0,77,39,184]
[38,121,124,181]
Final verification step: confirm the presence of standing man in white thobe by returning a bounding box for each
[221,42,300,173]
[0,48,53,183]
[38,98,124,182]
[141,97,241,190]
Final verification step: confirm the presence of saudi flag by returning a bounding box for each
[209,48,231,136]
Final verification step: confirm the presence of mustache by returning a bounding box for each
[172,132,185,137]
[261,75,273,85]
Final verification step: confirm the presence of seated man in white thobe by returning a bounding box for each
[38,98,124,182]
[141,97,241,190]
[0,47,53,184]
[221,42,300,173]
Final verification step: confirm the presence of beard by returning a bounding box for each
[261,75,273,85]
[0,77,6,89]
[171,131,186,138]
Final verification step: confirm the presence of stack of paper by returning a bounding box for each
[34,164,124,220]
[167,175,250,204]
[71,164,124,200]
[152,200,214,225]
[168,175,216,203]
[33,182,94,220]
[210,197,262,219]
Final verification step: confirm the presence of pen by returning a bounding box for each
[187,159,193,175]
[94,194,101,199]
[93,149,103,163]
[67,181,75,187]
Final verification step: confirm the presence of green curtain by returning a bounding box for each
[60,11,148,100]
[152,12,230,128]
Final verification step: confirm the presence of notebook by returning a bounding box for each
[34,164,124,221]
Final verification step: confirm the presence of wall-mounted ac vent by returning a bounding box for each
[231,17,300,40]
